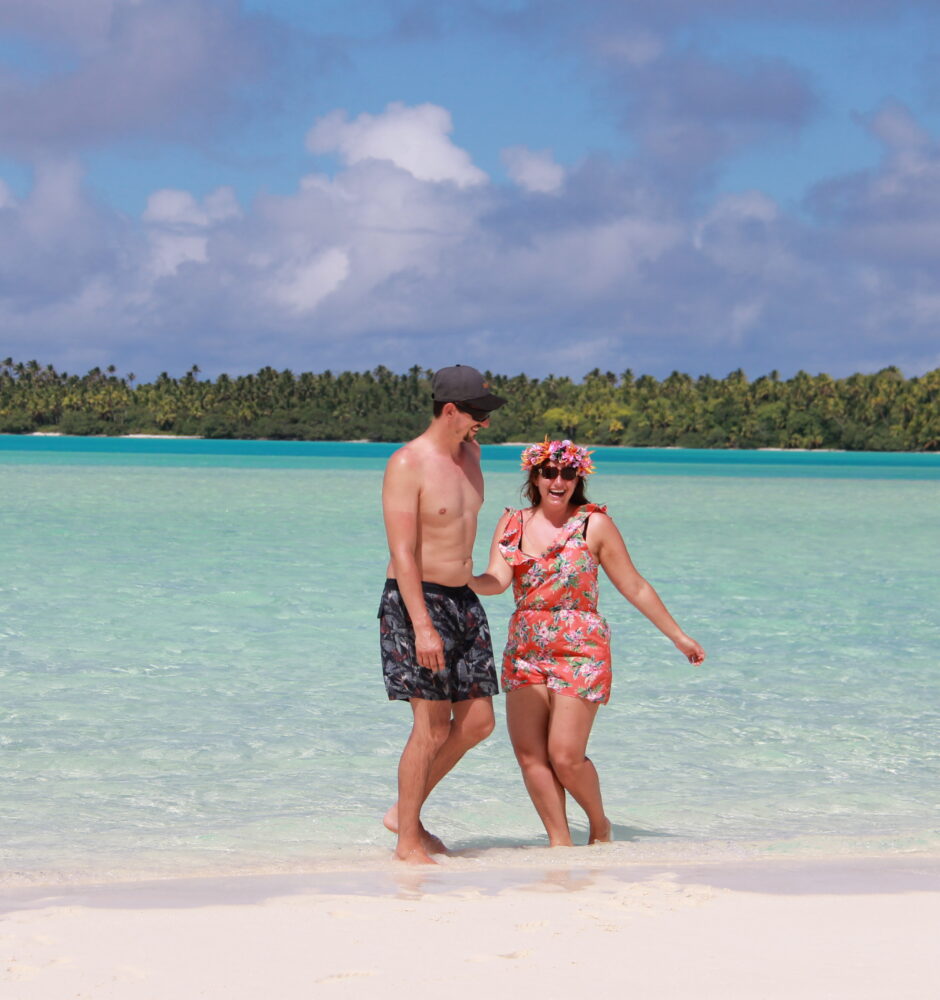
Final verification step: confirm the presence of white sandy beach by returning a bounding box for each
[4,855,939,999]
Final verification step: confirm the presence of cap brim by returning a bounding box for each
[465,393,507,411]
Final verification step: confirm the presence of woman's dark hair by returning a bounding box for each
[523,465,589,508]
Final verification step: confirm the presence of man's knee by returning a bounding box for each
[466,711,495,746]
[414,717,451,752]
[410,701,453,751]
[455,701,495,746]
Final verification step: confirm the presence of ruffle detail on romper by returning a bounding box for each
[498,503,607,567]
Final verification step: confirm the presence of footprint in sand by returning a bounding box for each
[467,950,532,963]
[6,961,42,982]
[316,971,378,984]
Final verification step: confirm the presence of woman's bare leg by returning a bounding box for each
[546,695,610,843]
[506,686,572,846]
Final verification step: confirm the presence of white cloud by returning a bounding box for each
[2,102,940,380]
[143,186,240,277]
[272,248,350,314]
[866,102,931,156]
[0,0,275,154]
[591,29,664,69]
[144,187,240,226]
[306,102,487,188]
[501,146,565,194]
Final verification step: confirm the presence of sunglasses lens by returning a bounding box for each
[457,403,488,421]
[540,465,578,480]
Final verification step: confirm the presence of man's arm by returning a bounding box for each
[382,449,446,672]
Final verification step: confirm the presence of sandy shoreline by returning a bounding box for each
[4,855,939,998]
[17,432,938,454]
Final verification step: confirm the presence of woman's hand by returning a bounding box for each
[674,634,705,666]
[470,511,516,596]
[469,572,506,595]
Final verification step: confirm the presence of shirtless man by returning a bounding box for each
[379,365,506,864]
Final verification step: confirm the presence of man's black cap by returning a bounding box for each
[431,365,507,411]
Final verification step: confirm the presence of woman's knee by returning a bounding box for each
[548,748,585,781]
[513,744,550,774]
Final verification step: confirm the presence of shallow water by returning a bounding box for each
[1,438,938,882]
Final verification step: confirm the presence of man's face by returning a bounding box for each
[453,402,491,441]
[462,413,490,441]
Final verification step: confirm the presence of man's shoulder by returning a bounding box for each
[384,439,434,489]
[386,438,426,468]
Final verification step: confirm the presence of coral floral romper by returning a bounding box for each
[499,503,612,703]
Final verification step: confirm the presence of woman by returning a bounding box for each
[471,440,705,846]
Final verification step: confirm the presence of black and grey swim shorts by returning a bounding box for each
[378,579,498,702]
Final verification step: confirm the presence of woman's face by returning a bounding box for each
[536,464,579,509]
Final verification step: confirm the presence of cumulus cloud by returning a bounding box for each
[600,48,816,184]
[2,0,939,392]
[0,158,125,307]
[501,146,565,194]
[0,0,277,155]
[306,102,488,188]
[808,101,940,260]
[143,187,241,277]
[3,95,938,381]
[272,248,351,315]
[0,0,125,50]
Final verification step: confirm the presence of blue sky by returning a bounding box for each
[1,0,939,380]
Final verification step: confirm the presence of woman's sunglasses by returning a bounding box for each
[539,465,579,481]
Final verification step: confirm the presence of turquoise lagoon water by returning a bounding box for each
[1,436,938,882]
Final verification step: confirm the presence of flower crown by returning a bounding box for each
[520,438,595,476]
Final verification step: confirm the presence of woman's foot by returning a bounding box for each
[588,818,613,844]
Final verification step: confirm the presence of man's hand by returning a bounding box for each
[415,623,446,672]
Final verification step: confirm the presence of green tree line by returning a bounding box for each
[1,358,937,450]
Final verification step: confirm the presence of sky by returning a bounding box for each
[2,0,940,381]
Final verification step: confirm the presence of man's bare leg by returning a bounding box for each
[396,698,453,863]
[385,697,495,852]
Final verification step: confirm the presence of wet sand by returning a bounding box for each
[4,855,939,999]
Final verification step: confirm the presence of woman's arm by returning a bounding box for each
[590,513,705,665]
[469,510,515,595]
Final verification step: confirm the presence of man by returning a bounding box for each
[379,364,506,864]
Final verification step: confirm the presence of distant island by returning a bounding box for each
[1,359,937,451]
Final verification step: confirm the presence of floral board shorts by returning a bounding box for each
[378,579,499,703]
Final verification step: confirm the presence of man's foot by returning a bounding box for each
[588,818,613,844]
[383,804,448,854]
[394,843,438,865]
